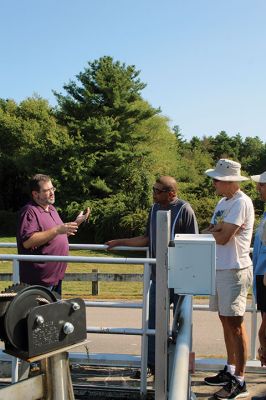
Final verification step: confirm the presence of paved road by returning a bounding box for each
[76,299,260,359]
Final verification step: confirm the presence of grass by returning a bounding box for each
[0,236,145,299]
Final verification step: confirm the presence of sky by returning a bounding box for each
[1,0,266,142]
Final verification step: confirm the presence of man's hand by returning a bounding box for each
[75,207,91,226]
[105,236,149,250]
[105,239,123,249]
[201,224,215,234]
[57,222,78,236]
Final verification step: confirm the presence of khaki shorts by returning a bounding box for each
[209,267,253,316]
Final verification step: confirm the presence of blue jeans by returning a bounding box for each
[148,280,179,369]
[48,280,62,297]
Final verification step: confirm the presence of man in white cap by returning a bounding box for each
[202,159,254,400]
[250,171,266,400]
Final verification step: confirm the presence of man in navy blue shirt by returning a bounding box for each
[106,175,198,375]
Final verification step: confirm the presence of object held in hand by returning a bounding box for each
[75,207,91,226]
[82,207,90,222]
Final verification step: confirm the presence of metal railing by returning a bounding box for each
[0,245,156,398]
[0,240,259,400]
[169,295,193,400]
[0,241,259,361]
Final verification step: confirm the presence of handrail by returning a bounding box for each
[0,242,148,252]
[0,243,259,361]
[0,253,155,264]
[0,245,153,398]
[169,295,193,400]
[0,241,259,399]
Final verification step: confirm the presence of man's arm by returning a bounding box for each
[23,222,78,249]
[105,235,149,249]
[203,222,240,245]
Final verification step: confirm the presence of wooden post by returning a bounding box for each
[155,210,170,400]
[92,268,99,295]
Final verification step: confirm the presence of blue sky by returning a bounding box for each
[1,0,266,141]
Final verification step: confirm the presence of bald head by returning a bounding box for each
[156,176,178,195]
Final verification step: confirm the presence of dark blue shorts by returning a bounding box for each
[256,275,266,312]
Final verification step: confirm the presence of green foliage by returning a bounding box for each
[0,96,72,209]
[0,211,17,236]
[52,57,164,205]
[0,56,266,242]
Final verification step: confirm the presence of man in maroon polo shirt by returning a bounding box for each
[16,174,90,296]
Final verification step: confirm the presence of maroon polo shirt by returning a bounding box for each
[16,201,69,286]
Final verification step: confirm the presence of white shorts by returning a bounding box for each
[209,267,253,316]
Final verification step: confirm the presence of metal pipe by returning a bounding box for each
[155,211,170,400]
[0,253,156,264]
[0,242,148,252]
[11,259,20,383]
[69,244,148,252]
[12,259,20,284]
[48,353,74,400]
[84,301,143,308]
[86,327,155,336]
[11,357,18,384]
[168,295,193,400]
[140,257,151,397]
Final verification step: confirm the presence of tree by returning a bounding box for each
[53,56,179,241]
[53,56,160,204]
[0,97,72,210]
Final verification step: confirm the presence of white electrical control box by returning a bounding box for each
[168,234,216,295]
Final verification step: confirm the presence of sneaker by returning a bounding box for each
[204,366,232,386]
[214,376,249,399]
[251,397,266,400]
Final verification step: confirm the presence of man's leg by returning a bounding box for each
[256,276,266,364]
[258,312,266,365]
[204,312,235,387]
[49,280,62,298]
[220,315,248,376]
[212,315,249,399]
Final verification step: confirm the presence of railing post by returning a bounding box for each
[12,259,20,383]
[168,296,193,400]
[92,268,99,295]
[12,259,20,284]
[155,211,170,400]
[140,250,151,398]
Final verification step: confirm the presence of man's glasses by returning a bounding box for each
[212,179,221,183]
[258,182,266,187]
[40,187,56,194]
[152,186,170,194]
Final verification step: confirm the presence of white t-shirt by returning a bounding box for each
[211,190,254,270]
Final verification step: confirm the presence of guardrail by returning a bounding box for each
[0,240,259,400]
[0,242,259,361]
[169,295,193,400]
[0,244,155,398]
